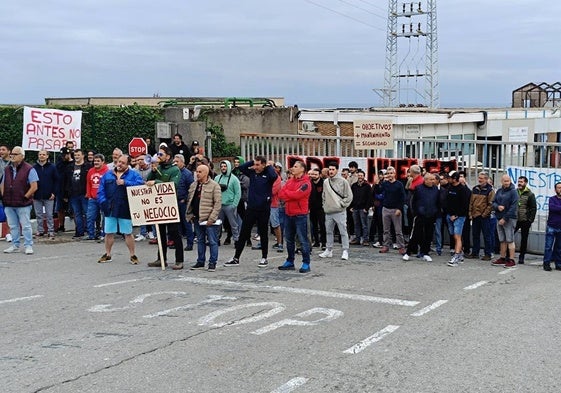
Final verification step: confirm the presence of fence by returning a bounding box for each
[241,133,561,254]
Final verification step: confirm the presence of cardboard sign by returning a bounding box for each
[127,182,179,226]
[22,107,82,151]
[353,119,394,150]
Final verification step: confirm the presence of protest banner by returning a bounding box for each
[507,166,561,217]
[353,119,394,150]
[22,107,82,151]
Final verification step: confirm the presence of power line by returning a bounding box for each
[354,0,388,14]
[303,0,385,31]
[334,0,386,20]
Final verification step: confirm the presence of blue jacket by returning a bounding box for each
[411,183,440,218]
[493,183,518,221]
[177,167,194,202]
[97,168,144,219]
[240,160,278,210]
[33,161,59,200]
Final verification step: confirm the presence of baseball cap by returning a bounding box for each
[192,140,199,146]
[159,142,168,148]
[449,170,460,180]
[274,162,283,169]
[60,147,70,154]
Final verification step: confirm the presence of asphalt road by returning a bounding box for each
[1,232,560,393]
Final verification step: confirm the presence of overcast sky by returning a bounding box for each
[1,0,559,108]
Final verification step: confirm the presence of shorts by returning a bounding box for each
[497,218,516,243]
[104,217,133,235]
[269,207,280,228]
[446,215,466,236]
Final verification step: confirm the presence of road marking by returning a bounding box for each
[498,268,518,274]
[143,295,237,318]
[174,276,419,307]
[271,377,308,393]
[343,325,400,354]
[464,281,488,290]
[0,295,44,305]
[410,300,448,316]
[94,278,152,288]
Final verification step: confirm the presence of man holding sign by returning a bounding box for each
[96,154,144,264]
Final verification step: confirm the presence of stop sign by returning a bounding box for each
[128,137,147,158]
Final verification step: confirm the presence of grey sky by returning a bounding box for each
[1,0,559,107]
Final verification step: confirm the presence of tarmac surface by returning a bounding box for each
[1,231,560,393]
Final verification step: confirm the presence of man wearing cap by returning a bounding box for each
[2,146,39,255]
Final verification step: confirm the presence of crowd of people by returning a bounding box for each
[2,138,561,273]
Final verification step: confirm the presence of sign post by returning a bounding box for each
[128,137,148,158]
[127,182,179,270]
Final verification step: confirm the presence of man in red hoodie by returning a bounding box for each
[85,153,109,240]
[278,160,312,273]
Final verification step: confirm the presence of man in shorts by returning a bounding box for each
[491,174,519,268]
[96,154,144,264]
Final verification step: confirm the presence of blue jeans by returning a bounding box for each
[353,209,369,242]
[434,216,443,253]
[5,205,33,247]
[70,195,88,236]
[284,214,311,264]
[178,201,194,247]
[471,216,492,257]
[544,225,561,267]
[86,198,102,239]
[194,222,219,264]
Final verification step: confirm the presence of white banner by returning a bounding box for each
[22,107,82,151]
[127,183,180,226]
[506,166,561,216]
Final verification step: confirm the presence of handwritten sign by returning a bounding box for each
[507,166,561,217]
[353,119,394,150]
[23,107,82,151]
[127,183,179,226]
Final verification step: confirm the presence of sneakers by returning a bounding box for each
[341,250,349,260]
[422,255,433,262]
[319,249,333,258]
[362,241,370,246]
[402,253,410,261]
[299,263,311,273]
[147,232,155,240]
[504,259,516,268]
[134,234,145,242]
[372,241,382,248]
[447,260,459,267]
[481,255,492,261]
[149,238,158,245]
[48,233,55,239]
[492,257,507,266]
[224,257,240,267]
[447,253,461,267]
[276,244,284,253]
[465,254,478,259]
[398,248,406,255]
[258,258,268,268]
[223,237,231,245]
[350,239,360,245]
[35,232,45,237]
[98,253,112,263]
[392,243,398,249]
[278,261,295,271]
[148,259,167,267]
[3,245,19,253]
[130,255,139,265]
[190,262,205,270]
[518,255,525,264]
[25,246,34,255]
[272,243,282,250]
[207,263,216,272]
[544,263,552,271]
[251,242,262,250]
[379,246,389,253]
[184,245,193,251]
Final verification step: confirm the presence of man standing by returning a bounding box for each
[445,171,471,267]
[170,133,189,158]
[85,154,109,240]
[96,155,144,264]
[350,170,372,246]
[216,160,241,247]
[543,182,561,271]
[467,171,495,261]
[55,147,73,232]
[225,156,278,267]
[2,147,38,254]
[269,162,284,252]
[278,161,312,273]
[514,176,536,264]
[308,168,326,250]
[64,149,91,239]
[33,150,59,239]
[319,162,353,260]
[0,144,10,182]
[186,164,222,271]
[106,148,122,171]
[491,174,519,268]
[173,154,195,251]
[402,173,440,262]
[378,166,406,255]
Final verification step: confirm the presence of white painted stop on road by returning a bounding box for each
[128,137,147,158]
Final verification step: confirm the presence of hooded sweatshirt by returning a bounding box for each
[216,160,241,207]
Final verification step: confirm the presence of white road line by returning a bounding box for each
[174,276,419,307]
[498,268,518,274]
[271,377,308,393]
[464,281,488,290]
[343,325,400,354]
[94,278,152,288]
[0,295,44,305]
[410,300,448,317]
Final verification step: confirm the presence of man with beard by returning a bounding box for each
[445,171,471,267]
[308,168,326,250]
[215,160,241,248]
[33,150,59,239]
[514,176,536,264]
[85,154,109,240]
[64,149,91,239]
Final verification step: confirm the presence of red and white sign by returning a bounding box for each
[128,137,147,158]
[22,107,82,152]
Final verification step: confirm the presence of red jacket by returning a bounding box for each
[271,176,282,208]
[279,174,311,216]
[86,164,109,199]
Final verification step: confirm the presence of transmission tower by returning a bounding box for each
[382,1,439,108]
